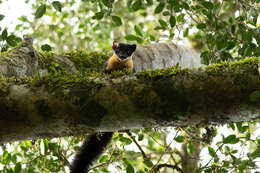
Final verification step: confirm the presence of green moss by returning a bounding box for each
[135,57,259,82]
[136,64,191,80]
[1,56,258,97]
[204,57,259,76]
[64,49,110,73]
[0,73,9,96]
[38,51,67,75]
[0,42,22,56]
[38,50,111,79]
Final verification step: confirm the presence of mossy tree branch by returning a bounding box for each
[0,57,259,143]
[0,37,260,143]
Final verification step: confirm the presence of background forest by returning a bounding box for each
[0,0,260,172]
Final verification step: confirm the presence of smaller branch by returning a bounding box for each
[89,141,122,171]
[125,130,148,159]
[89,158,120,171]
[151,129,180,171]
[174,148,184,161]
[147,133,164,146]
[186,11,200,24]
[201,143,224,169]
[154,163,183,173]
[60,153,71,167]
[216,0,224,17]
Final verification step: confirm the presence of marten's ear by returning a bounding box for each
[131,44,136,52]
[112,41,118,50]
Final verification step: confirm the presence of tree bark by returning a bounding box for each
[0,37,259,143]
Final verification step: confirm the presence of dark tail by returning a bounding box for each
[70,132,113,173]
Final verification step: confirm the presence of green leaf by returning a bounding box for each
[250,90,260,103]
[182,2,189,10]
[238,163,246,171]
[102,0,113,8]
[197,23,206,29]
[200,51,210,65]
[4,151,11,164]
[175,135,185,143]
[93,12,104,20]
[158,19,167,27]
[2,28,7,40]
[202,1,214,10]
[220,51,232,60]
[0,14,4,21]
[134,25,143,36]
[226,41,236,50]
[228,123,235,130]
[169,0,179,6]
[18,16,29,22]
[119,136,132,145]
[176,14,185,22]
[15,163,22,173]
[231,149,238,154]
[249,148,260,159]
[12,154,17,164]
[112,16,122,26]
[242,31,253,42]
[154,2,165,14]
[195,168,203,173]
[150,35,155,41]
[208,146,215,157]
[132,0,142,11]
[123,158,131,165]
[236,122,248,133]
[126,164,135,173]
[223,161,230,167]
[143,160,153,168]
[6,35,17,47]
[183,28,189,37]
[125,34,137,40]
[162,11,171,16]
[52,1,62,12]
[223,135,239,144]
[41,44,52,52]
[125,34,143,43]
[204,168,212,173]
[138,134,144,141]
[35,4,46,19]
[146,0,153,6]
[169,15,176,28]
[216,37,226,50]
[99,155,108,163]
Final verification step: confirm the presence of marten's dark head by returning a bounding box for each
[112,41,136,60]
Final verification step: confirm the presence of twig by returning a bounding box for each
[151,129,180,171]
[89,158,121,171]
[201,143,224,169]
[154,163,183,173]
[147,133,164,146]
[125,130,148,159]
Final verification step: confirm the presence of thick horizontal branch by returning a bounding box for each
[0,58,259,143]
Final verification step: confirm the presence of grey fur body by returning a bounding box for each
[133,42,202,72]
